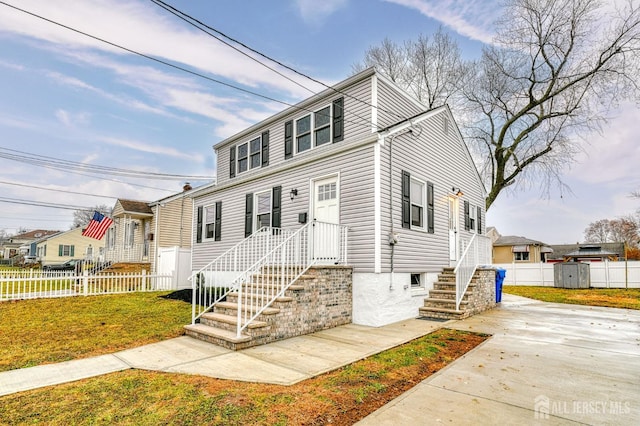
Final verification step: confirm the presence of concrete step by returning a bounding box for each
[184,324,253,350]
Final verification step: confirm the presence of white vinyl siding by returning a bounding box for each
[192,144,376,272]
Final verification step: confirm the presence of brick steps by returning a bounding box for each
[184,266,353,350]
[419,267,496,321]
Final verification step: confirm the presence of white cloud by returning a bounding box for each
[0,59,24,71]
[296,0,348,27]
[0,0,316,99]
[55,109,90,127]
[98,136,203,162]
[384,0,496,44]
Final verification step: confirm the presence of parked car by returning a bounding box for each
[42,259,83,271]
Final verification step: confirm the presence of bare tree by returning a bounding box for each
[584,219,613,243]
[356,0,640,210]
[72,205,112,229]
[354,28,469,109]
[584,215,640,247]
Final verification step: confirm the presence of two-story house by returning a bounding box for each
[188,68,491,348]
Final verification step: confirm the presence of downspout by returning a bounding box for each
[154,204,160,275]
[388,134,395,290]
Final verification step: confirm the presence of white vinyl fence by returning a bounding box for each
[495,261,640,288]
[0,269,174,301]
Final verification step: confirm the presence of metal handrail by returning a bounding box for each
[453,233,492,310]
[190,227,295,323]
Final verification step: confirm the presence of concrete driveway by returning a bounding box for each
[358,294,640,425]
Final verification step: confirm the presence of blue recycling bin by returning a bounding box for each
[495,268,506,303]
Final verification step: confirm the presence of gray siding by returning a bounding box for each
[376,78,424,129]
[215,78,373,187]
[193,144,377,272]
[380,109,486,274]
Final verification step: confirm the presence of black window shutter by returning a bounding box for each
[70,246,75,257]
[284,121,293,159]
[214,201,222,241]
[477,206,482,233]
[261,130,270,167]
[401,170,411,229]
[332,97,344,143]
[464,201,470,231]
[272,186,282,228]
[427,182,435,234]
[229,146,236,178]
[196,206,203,243]
[245,193,253,237]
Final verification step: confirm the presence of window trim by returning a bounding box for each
[254,189,272,232]
[294,103,333,154]
[410,177,426,230]
[203,204,217,240]
[235,132,269,175]
[514,251,530,262]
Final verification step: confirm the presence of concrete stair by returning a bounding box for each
[419,267,476,320]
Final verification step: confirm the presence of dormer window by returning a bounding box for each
[229,131,270,178]
[284,97,344,159]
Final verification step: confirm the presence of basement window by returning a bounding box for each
[410,273,422,288]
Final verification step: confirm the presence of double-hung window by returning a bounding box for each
[296,105,331,153]
[58,244,74,257]
[237,142,249,174]
[231,131,269,177]
[410,179,425,229]
[196,202,222,243]
[469,205,477,233]
[402,170,434,233]
[255,190,272,230]
[204,205,216,239]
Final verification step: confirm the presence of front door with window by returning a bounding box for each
[312,176,340,262]
[448,196,459,265]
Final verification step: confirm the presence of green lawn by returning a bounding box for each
[0,329,488,425]
[0,292,192,371]
[503,286,640,310]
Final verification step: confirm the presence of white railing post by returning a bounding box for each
[83,270,89,296]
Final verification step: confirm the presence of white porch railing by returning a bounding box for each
[191,221,349,337]
[454,234,492,310]
[104,243,149,263]
[190,227,297,322]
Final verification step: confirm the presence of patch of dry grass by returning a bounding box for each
[0,292,191,372]
[503,286,640,310]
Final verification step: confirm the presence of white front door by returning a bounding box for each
[449,196,459,265]
[312,176,340,262]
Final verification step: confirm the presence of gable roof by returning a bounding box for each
[117,199,153,215]
[494,235,548,247]
[10,229,59,241]
[213,67,377,150]
[548,242,624,259]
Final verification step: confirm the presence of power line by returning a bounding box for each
[0,196,94,211]
[149,0,407,123]
[0,146,211,181]
[0,1,374,133]
[0,180,118,199]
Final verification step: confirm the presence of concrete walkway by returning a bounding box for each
[358,294,640,425]
[0,316,446,396]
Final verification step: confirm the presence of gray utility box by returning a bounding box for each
[553,262,590,288]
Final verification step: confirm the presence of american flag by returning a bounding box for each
[82,211,113,240]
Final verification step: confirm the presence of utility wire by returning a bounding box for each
[149,0,408,123]
[0,1,372,133]
[0,180,118,199]
[0,196,94,211]
[0,147,211,181]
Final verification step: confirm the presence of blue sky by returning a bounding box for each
[0,0,638,244]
